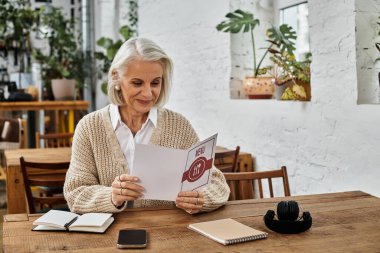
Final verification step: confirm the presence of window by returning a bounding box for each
[279,2,310,61]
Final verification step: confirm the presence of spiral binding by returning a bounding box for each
[226,232,268,245]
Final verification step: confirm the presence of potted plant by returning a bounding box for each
[95,25,134,94]
[271,52,311,101]
[0,0,42,90]
[33,6,85,100]
[216,9,297,99]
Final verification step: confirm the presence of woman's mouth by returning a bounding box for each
[136,99,152,105]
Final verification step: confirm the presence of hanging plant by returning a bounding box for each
[375,16,380,62]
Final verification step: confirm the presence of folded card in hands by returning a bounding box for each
[133,134,217,201]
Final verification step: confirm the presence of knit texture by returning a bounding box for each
[64,105,230,214]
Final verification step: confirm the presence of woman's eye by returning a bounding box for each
[151,80,161,86]
[132,81,142,86]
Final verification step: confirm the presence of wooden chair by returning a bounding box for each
[20,156,69,213]
[35,132,73,148]
[214,146,240,172]
[223,166,290,200]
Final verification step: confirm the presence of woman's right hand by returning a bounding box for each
[111,174,145,207]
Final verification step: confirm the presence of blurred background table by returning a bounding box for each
[0,100,88,148]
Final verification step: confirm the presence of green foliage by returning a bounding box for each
[375,16,380,62]
[267,24,297,56]
[95,1,138,95]
[95,25,134,94]
[216,9,260,33]
[216,9,260,77]
[0,0,42,72]
[32,6,86,88]
[256,24,297,77]
[281,83,307,100]
[128,0,138,30]
[271,52,311,84]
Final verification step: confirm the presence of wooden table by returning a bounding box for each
[0,101,89,111]
[4,148,71,214]
[4,147,254,214]
[0,101,88,147]
[3,191,380,252]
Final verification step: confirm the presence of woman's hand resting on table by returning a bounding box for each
[111,174,145,208]
[175,191,204,214]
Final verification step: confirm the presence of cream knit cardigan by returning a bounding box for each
[64,106,230,214]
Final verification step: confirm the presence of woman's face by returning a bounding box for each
[120,58,163,115]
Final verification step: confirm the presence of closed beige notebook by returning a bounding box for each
[188,218,267,245]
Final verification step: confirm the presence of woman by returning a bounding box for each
[64,37,230,214]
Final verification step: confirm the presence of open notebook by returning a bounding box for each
[32,210,114,233]
[188,218,267,245]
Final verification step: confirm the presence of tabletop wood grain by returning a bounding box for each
[0,101,89,111]
[3,191,380,252]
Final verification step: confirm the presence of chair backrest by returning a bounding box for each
[35,132,73,148]
[214,146,240,172]
[20,156,70,213]
[223,166,290,200]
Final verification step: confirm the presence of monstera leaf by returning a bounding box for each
[267,24,297,55]
[216,9,259,34]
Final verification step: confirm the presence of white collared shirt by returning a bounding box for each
[109,104,157,174]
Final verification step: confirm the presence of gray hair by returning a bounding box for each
[107,37,173,107]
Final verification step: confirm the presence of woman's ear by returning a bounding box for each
[111,69,119,80]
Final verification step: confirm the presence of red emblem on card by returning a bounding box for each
[182,157,213,183]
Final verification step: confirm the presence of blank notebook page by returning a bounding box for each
[188,218,267,245]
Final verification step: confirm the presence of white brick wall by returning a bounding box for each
[135,0,380,197]
[356,0,380,104]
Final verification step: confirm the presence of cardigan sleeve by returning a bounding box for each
[63,117,126,214]
[199,166,230,212]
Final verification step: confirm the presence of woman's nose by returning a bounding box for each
[141,85,152,97]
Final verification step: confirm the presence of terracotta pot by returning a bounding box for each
[298,80,311,101]
[51,79,76,101]
[243,77,274,99]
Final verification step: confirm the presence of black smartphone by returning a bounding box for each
[117,229,147,249]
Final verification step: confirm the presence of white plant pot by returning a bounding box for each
[274,84,288,100]
[51,79,76,101]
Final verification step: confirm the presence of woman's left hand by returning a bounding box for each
[175,191,204,214]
